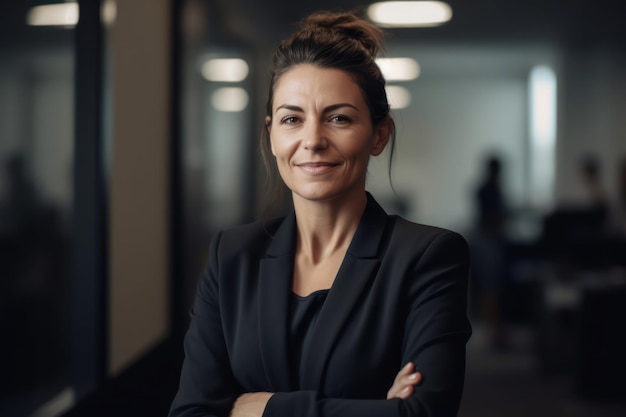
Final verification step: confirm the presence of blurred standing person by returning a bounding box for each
[470,155,508,349]
[169,11,471,417]
[578,154,608,220]
[476,156,506,234]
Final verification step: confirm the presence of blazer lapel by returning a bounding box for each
[258,211,297,391]
[300,193,391,389]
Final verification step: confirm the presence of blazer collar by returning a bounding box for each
[257,209,296,391]
[258,192,391,390]
[346,192,390,259]
[265,208,297,258]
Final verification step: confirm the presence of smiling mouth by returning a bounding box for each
[296,162,340,175]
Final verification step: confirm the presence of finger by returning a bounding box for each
[388,381,415,400]
[405,371,422,385]
[398,384,414,399]
[395,362,414,382]
[387,376,406,400]
[387,372,422,399]
[387,363,418,399]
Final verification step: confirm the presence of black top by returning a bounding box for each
[289,289,329,389]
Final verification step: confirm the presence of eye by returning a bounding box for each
[280,116,301,125]
[328,114,351,124]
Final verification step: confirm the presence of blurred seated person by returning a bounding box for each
[541,154,609,267]
[610,155,626,235]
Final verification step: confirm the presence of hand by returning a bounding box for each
[230,392,274,417]
[387,362,422,400]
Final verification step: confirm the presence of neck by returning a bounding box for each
[292,190,368,265]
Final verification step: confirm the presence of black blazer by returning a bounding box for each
[169,194,472,417]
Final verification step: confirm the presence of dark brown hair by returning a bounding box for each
[260,11,396,213]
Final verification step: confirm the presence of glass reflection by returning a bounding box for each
[0,2,74,416]
[178,0,257,329]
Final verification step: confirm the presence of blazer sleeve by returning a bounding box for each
[262,230,471,417]
[168,231,242,417]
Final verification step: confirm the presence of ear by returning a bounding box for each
[265,116,276,156]
[371,117,392,156]
[265,115,272,132]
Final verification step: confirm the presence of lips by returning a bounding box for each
[296,161,340,175]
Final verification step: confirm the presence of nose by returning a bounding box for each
[302,121,327,151]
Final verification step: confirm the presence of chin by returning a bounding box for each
[292,186,363,204]
[291,187,338,201]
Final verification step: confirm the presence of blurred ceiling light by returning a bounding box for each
[529,65,557,147]
[211,87,249,112]
[385,85,411,109]
[368,1,452,27]
[27,2,79,27]
[528,65,557,208]
[102,0,117,26]
[201,58,249,82]
[376,58,420,81]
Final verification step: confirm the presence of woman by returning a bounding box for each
[169,11,471,417]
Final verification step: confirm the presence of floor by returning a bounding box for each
[59,339,183,417]
[55,323,626,417]
[459,323,626,417]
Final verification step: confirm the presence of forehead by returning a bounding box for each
[272,65,366,110]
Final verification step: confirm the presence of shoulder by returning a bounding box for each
[390,216,467,248]
[385,216,469,263]
[211,216,286,259]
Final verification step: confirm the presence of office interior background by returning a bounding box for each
[1,0,625,416]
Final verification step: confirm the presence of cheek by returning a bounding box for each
[345,138,375,162]
[270,133,296,161]
[268,127,278,156]
[266,130,276,157]
[270,138,284,160]
[269,132,286,159]
[269,138,276,157]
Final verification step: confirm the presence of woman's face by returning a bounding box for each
[267,65,390,204]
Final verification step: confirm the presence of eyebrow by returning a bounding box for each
[275,102,359,113]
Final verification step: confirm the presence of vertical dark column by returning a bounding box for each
[170,0,184,340]
[71,0,106,400]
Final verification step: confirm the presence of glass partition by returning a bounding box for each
[176,0,261,328]
[0,2,75,415]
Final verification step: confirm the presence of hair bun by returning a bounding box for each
[301,11,385,58]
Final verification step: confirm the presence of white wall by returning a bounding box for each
[368,43,558,233]
[556,45,626,206]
